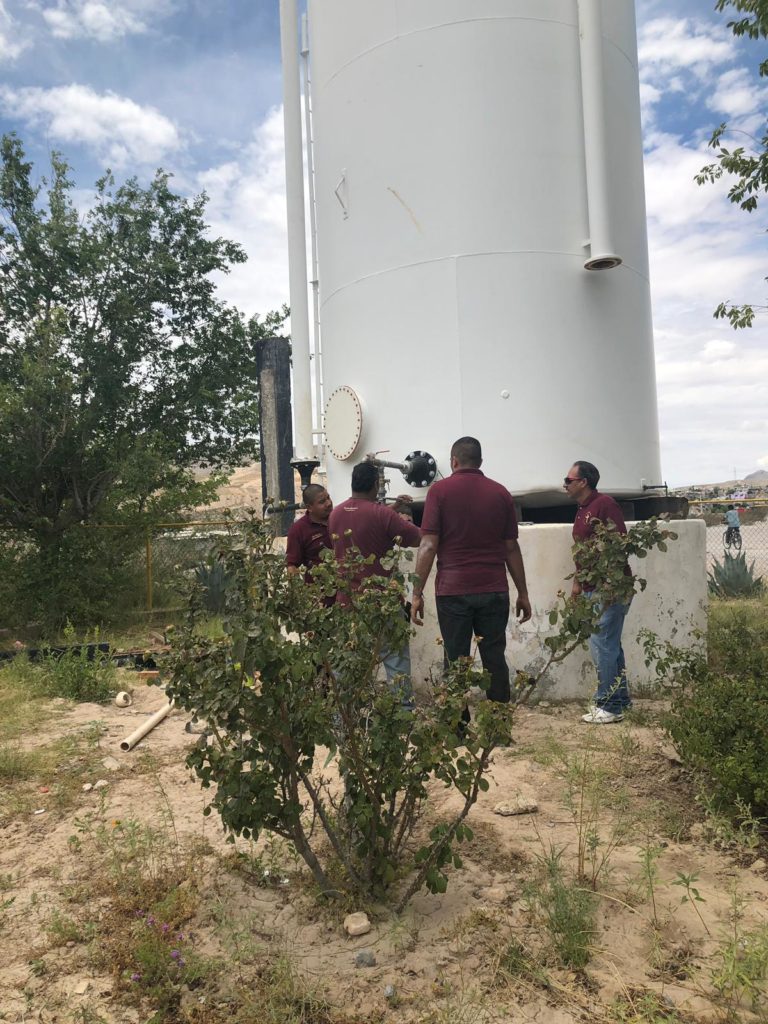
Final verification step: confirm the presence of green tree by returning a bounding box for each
[0,134,286,626]
[696,0,768,327]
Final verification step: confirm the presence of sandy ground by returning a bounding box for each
[1,680,767,1023]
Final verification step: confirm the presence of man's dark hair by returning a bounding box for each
[351,461,379,494]
[573,460,600,490]
[302,483,326,506]
[451,436,482,467]
[728,503,734,510]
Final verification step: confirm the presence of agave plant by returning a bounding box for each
[193,556,233,613]
[708,551,765,599]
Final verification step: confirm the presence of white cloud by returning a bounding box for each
[639,81,662,127]
[0,84,181,165]
[757,454,768,469]
[638,17,735,74]
[702,339,737,361]
[707,67,768,120]
[196,106,289,317]
[0,0,25,61]
[39,0,173,42]
[644,131,719,229]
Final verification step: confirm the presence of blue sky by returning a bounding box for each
[1,0,766,487]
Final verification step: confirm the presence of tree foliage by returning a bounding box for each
[0,134,286,625]
[696,0,768,327]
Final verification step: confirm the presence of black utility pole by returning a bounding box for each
[255,337,296,536]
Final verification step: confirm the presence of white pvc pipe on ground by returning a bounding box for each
[120,702,173,752]
[577,0,622,271]
[280,0,315,460]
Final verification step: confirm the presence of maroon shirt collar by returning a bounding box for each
[452,468,484,476]
[577,489,600,509]
[304,510,329,528]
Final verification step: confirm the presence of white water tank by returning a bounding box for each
[307,0,661,504]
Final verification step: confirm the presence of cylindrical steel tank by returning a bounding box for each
[307,0,661,504]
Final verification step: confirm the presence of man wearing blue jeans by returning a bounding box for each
[411,437,531,727]
[565,460,632,724]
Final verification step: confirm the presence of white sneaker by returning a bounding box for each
[581,707,623,724]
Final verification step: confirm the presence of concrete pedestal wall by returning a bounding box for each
[409,520,707,702]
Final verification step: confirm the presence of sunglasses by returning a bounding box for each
[563,476,583,486]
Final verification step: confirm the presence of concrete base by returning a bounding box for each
[409,520,707,702]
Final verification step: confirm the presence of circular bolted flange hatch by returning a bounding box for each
[404,450,437,488]
[324,385,363,461]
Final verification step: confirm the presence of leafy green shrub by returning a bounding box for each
[166,513,519,910]
[38,648,117,703]
[708,551,764,598]
[165,512,677,911]
[651,608,768,815]
[4,625,118,703]
[571,517,677,601]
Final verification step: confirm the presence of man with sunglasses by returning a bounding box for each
[564,461,632,724]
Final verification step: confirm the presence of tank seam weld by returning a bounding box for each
[319,253,650,306]
[319,17,578,86]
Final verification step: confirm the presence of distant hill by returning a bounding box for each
[745,469,768,483]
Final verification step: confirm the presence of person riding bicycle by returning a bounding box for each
[724,505,741,547]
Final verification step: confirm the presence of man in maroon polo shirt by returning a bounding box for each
[411,437,531,714]
[329,461,422,698]
[286,483,333,583]
[565,460,632,724]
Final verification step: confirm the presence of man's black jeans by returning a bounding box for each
[436,591,511,704]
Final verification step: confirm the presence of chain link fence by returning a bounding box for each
[689,500,768,580]
[0,517,237,632]
[140,521,231,612]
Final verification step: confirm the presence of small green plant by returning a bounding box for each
[708,551,764,598]
[524,845,596,970]
[557,737,637,889]
[0,743,40,782]
[697,792,764,855]
[36,623,117,702]
[637,839,665,933]
[671,871,711,937]
[28,957,48,977]
[610,988,691,1023]
[711,885,768,1016]
[121,909,208,1012]
[496,937,551,990]
[45,908,85,947]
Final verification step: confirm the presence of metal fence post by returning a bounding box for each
[146,530,153,612]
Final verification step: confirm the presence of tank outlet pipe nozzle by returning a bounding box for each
[578,0,623,272]
[364,450,437,489]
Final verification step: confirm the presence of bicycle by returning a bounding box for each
[723,526,742,553]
